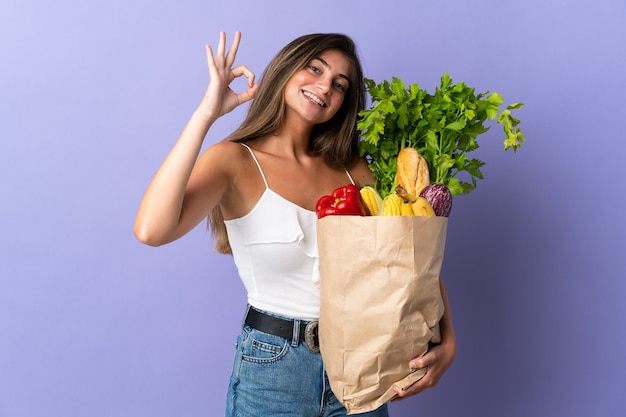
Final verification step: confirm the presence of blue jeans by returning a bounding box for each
[226,308,389,417]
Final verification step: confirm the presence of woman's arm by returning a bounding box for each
[133,31,258,246]
[392,277,457,399]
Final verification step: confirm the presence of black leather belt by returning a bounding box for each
[244,307,320,353]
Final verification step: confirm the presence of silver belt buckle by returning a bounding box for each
[304,321,320,353]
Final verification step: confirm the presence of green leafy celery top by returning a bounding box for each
[357,73,525,198]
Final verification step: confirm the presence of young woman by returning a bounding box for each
[134,31,456,417]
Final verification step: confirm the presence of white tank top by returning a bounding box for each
[223,143,355,320]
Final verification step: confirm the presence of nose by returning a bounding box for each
[317,76,332,94]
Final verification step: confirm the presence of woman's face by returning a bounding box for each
[283,49,353,126]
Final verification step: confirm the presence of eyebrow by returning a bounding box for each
[313,56,351,84]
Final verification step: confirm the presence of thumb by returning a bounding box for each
[235,83,259,105]
[410,351,433,369]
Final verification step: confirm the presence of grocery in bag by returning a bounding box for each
[317,215,447,414]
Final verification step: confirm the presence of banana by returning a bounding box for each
[411,197,436,217]
[400,202,414,216]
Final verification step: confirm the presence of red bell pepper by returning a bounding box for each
[315,184,368,219]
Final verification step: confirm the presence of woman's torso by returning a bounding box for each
[223,142,354,320]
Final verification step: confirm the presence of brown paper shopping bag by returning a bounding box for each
[317,215,448,414]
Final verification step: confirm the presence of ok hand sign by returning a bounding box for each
[200,31,258,119]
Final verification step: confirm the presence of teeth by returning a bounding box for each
[303,91,325,107]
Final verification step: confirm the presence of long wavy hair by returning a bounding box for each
[209,33,366,254]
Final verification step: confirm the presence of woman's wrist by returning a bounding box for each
[192,106,220,126]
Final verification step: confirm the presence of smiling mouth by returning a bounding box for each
[303,91,326,107]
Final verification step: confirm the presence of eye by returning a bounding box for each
[334,81,348,92]
[308,65,320,73]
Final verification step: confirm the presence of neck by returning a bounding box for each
[271,113,315,158]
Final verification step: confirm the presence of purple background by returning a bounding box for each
[1,1,625,416]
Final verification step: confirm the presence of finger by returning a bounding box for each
[225,30,241,68]
[392,363,440,400]
[231,65,256,87]
[205,44,217,72]
[215,31,226,62]
[234,83,259,105]
[391,376,429,400]
[392,384,412,400]
[410,348,437,369]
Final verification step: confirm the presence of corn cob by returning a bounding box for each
[359,186,383,216]
[381,194,404,216]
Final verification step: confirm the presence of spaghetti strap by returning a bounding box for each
[345,169,356,185]
[240,141,354,189]
[239,142,269,189]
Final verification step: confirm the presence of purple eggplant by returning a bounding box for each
[419,183,453,217]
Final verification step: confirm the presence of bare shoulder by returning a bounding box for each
[193,140,265,219]
[194,141,252,176]
[200,140,249,163]
[349,157,376,187]
[185,141,252,197]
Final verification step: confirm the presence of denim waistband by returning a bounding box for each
[243,305,319,351]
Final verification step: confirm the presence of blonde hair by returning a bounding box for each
[210,33,366,254]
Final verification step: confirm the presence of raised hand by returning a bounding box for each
[200,31,259,119]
